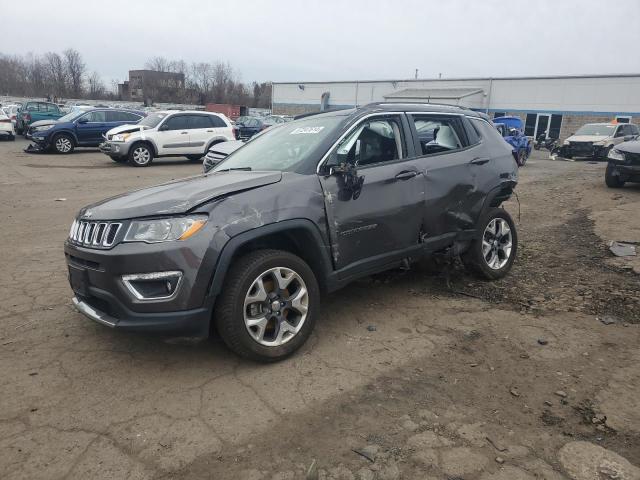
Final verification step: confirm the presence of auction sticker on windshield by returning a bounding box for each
[290,127,325,135]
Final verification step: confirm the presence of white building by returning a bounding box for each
[272,74,640,141]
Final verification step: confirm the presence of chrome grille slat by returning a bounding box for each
[68,220,123,249]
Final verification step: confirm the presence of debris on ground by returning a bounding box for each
[598,315,618,325]
[54,198,66,202]
[555,390,568,398]
[353,445,378,463]
[537,338,548,345]
[609,241,637,257]
[366,325,377,332]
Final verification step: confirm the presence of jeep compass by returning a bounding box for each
[64,103,519,362]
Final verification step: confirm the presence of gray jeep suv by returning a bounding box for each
[64,103,519,362]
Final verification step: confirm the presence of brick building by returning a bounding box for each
[272,74,640,142]
[118,70,185,103]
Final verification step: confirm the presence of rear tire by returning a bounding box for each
[52,133,75,154]
[516,149,526,167]
[128,142,153,167]
[214,249,319,362]
[462,208,517,280]
[605,164,625,188]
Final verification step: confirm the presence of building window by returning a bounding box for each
[549,114,563,139]
[524,114,537,137]
[616,116,631,124]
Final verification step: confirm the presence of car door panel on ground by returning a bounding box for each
[158,115,190,154]
[319,114,424,272]
[407,114,490,244]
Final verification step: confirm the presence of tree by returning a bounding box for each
[87,71,105,99]
[64,48,85,97]
[44,52,68,98]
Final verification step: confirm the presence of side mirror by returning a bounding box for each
[77,117,89,124]
[159,123,169,131]
[623,135,634,142]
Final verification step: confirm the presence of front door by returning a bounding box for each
[319,114,424,271]
[157,114,190,155]
[535,114,551,139]
[76,110,108,145]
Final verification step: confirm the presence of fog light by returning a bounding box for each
[121,271,182,301]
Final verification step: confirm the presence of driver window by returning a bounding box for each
[334,117,405,167]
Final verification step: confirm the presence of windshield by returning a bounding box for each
[58,110,87,122]
[139,113,167,128]
[214,115,345,172]
[575,124,616,136]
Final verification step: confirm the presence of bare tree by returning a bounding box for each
[64,48,85,97]
[145,56,170,72]
[44,52,68,98]
[87,71,105,99]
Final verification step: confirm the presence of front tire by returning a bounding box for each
[462,208,517,280]
[214,249,319,362]
[128,143,153,167]
[605,164,625,188]
[187,155,203,162]
[110,156,127,163]
[52,133,75,154]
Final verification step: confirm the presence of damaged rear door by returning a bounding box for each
[407,113,485,248]
[318,113,424,271]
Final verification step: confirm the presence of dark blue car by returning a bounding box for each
[27,108,145,154]
[493,116,532,166]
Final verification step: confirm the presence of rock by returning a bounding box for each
[510,388,521,397]
[538,338,549,345]
[545,400,553,406]
[496,456,505,464]
[598,315,618,325]
[609,242,636,257]
[440,447,489,476]
[366,325,376,332]
[406,431,452,449]
[555,390,568,398]
[353,445,378,463]
[558,441,640,480]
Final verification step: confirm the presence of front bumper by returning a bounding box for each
[608,160,640,182]
[99,141,131,158]
[64,228,220,336]
[561,143,607,158]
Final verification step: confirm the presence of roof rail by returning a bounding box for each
[293,107,352,120]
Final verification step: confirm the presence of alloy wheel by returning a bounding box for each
[56,137,72,153]
[243,267,309,347]
[482,218,513,270]
[132,147,151,165]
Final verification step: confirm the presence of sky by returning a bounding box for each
[3,0,640,85]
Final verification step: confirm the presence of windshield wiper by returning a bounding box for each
[216,167,252,172]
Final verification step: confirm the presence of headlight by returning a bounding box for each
[111,133,131,142]
[593,140,605,146]
[563,140,570,146]
[34,125,53,132]
[608,149,625,161]
[124,215,208,243]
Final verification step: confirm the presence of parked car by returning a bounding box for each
[16,101,64,135]
[262,115,290,128]
[0,110,16,140]
[65,102,518,361]
[560,122,639,159]
[202,140,245,173]
[235,116,265,140]
[606,139,640,188]
[27,108,145,154]
[99,110,234,166]
[493,116,531,166]
[1,105,20,131]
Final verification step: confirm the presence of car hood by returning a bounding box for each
[566,135,610,143]
[615,140,640,154]
[208,140,244,155]
[106,124,147,136]
[78,170,283,220]
[30,119,59,128]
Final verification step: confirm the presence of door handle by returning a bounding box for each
[180,131,189,135]
[395,170,418,180]
[206,130,213,132]
[470,157,490,165]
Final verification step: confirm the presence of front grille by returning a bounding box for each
[569,141,593,151]
[625,151,640,165]
[69,220,122,248]
[206,151,227,161]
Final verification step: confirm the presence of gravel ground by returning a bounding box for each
[0,138,639,480]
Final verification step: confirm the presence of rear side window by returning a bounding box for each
[209,115,227,128]
[470,117,508,144]
[106,111,141,122]
[630,124,639,135]
[188,115,213,129]
[463,117,482,145]
[410,115,468,155]
[162,115,189,130]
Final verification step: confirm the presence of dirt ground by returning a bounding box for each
[0,138,639,480]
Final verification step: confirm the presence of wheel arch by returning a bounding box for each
[52,129,79,145]
[208,219,333,298]
[130,139,157,157]
[204,136,230,152]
